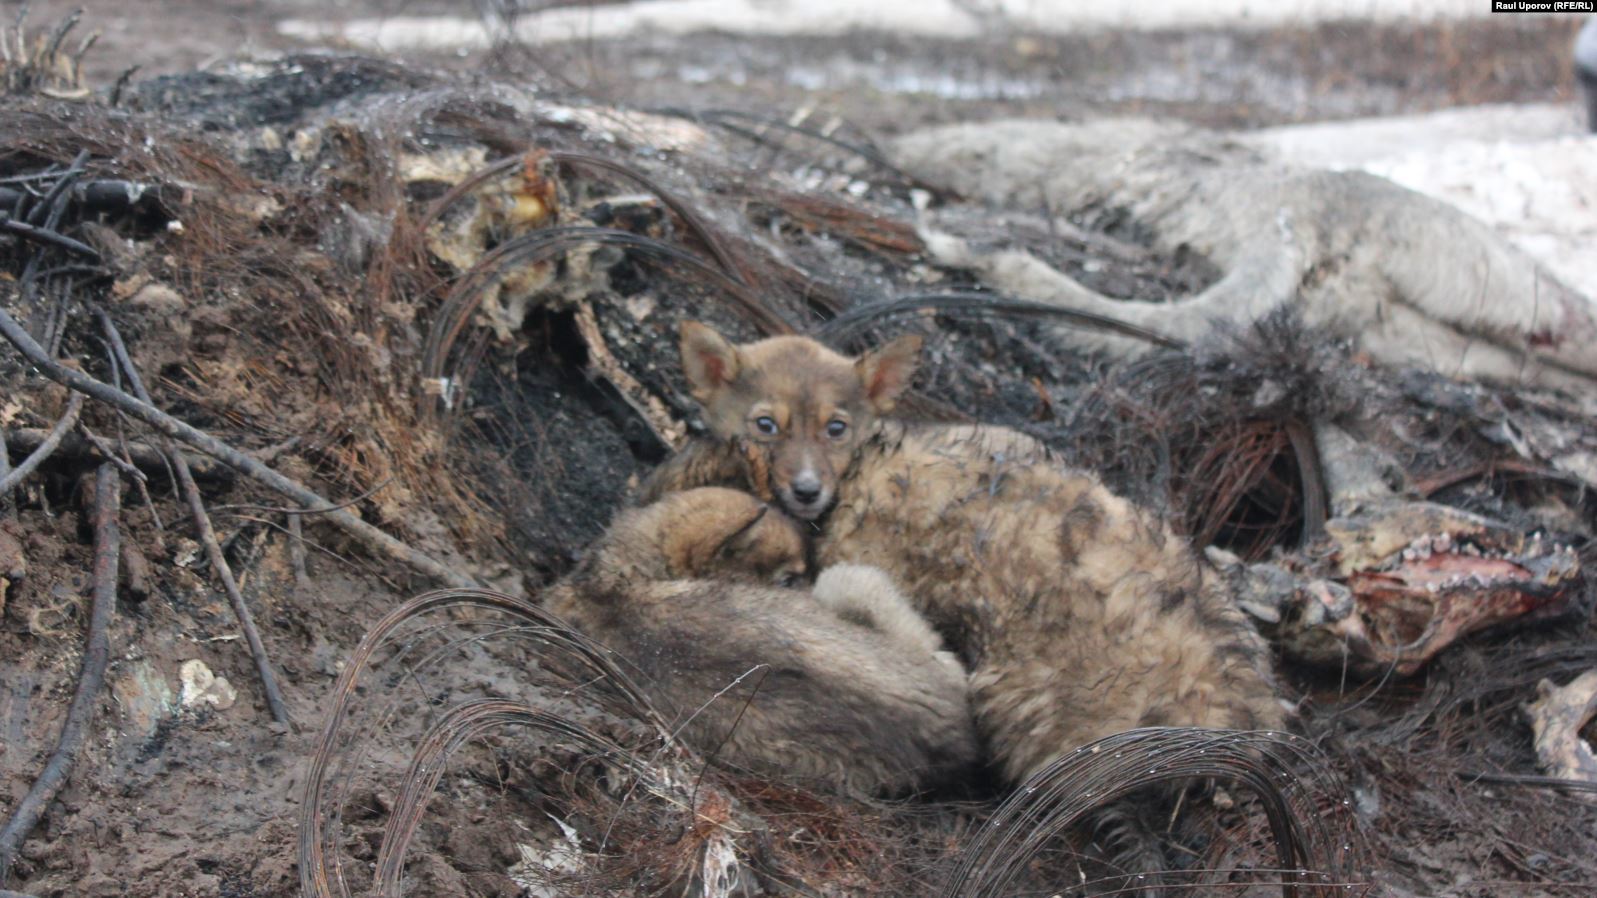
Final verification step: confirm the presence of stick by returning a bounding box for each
[0,392,83,495]
[215,475,392,515]
[74,424,146,482]
[0,304,473,587]
[287,512,312,592]
[99,336,165,532]
[94,313,293,722]
[25,151,88,228]
[0,464,119,881]
[173,457,289,723]
[39,8,80,66]
[0,426,13,521]
[0,216,100,260]
[2,426,228,481]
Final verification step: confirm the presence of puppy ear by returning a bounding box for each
[706,504,771,570]
[680,321,741,401]
[855,334,922,412]
[657,493,768,577]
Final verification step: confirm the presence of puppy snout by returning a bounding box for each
[791,473,824,505]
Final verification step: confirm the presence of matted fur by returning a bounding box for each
[645,326,1285,783]
[543,487,979,795]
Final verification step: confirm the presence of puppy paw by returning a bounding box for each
[813,564,945,658]
[812,564,899,613]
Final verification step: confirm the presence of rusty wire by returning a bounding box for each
[373,699,664,896]
[300,586,990,897]
[656,107,942,195]
[944,728,1371,898]
[1058,314,1344,558]
[299,588,671,898]
[816,290,1185,352]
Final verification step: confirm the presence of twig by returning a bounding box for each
[74,424,146,482]
[8,1,31,46]
[25,150,88,228]
[1455,770,1597,794]
[682,665,770,837]
[42,280,71,359]
[249,435,302,465]
[108,65,138,108]
[0,463,119,882]
[96,311,290,723]
[2,426,228,481]
[173,456,289,723]
[0,427,13,521]
[68,29,97,82]
[1413,459,1575,497]
[39,8,80,65]
[213,475,393,515]
[0,304,474,587]
[287,512,311,591]
[0,392,83,495]
[98,343,164,531]
[0,216,100,260]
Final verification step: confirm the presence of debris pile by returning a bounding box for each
[1,24,1594,897]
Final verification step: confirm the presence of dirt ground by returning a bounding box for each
[2,3,1595,898]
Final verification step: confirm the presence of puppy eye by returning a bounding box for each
[776,572,804,589]
[826,419,848,438]
[754,416,779,435]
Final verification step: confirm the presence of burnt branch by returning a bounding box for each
[97,309,288,722]
[0,428,12,520]
[0,302,475,588]
[2,426,229,481]
[0,392,83,496]
[175,454,289,722]
[0,215,100,260]
[286,512,311,592]
[0,463,119,882]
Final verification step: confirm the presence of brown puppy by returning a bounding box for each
[644,324,1285,784]
[543,487,978,796]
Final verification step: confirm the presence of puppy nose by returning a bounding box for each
[791,475,823,505]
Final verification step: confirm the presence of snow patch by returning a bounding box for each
[280,0,1494,50]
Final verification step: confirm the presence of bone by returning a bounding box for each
[1523,669,1597,802]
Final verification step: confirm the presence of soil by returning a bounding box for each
[1,4,1595,898]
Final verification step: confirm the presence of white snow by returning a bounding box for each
[1247,104,1597,305]
[281,0,1495,50]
